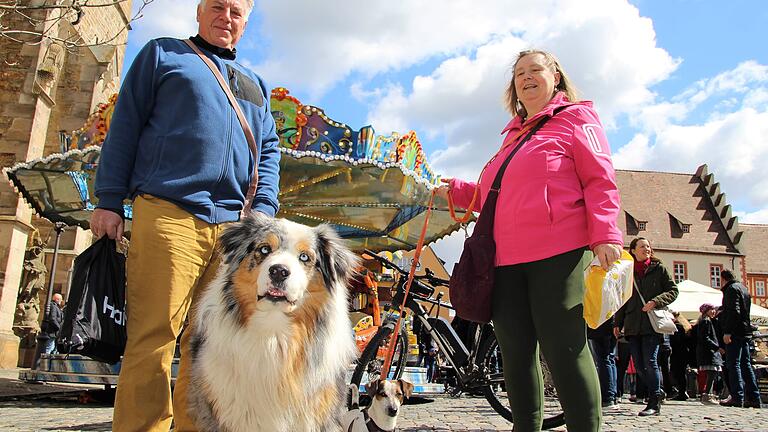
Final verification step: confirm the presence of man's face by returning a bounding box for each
[197,0,249,49]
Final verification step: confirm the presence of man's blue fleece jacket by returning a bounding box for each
[95,37,280,223]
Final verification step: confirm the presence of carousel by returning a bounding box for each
[4,88,470,395]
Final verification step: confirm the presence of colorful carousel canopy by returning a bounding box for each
[3,88,471,252]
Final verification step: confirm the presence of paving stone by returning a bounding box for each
[0,370,766,432]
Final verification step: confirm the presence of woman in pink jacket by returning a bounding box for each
[440,49,623,431]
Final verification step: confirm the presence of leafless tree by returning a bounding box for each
[0,0,154,50]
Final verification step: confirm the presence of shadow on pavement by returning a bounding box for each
[43,421,113,431]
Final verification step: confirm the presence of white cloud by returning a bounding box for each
[358,0,678,181]
[735,209,768,224]
[129,0,198,45]
[430,230,466,272]
[253,0,534,97]
[620,107,768,210]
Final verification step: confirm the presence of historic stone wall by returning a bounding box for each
[0,0,131,368]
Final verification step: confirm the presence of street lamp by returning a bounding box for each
[30,222,67,372]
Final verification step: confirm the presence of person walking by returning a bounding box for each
[696,303,723,405]
[669,312,693,400]
[90,0,281,430]
[440,49,623,431]
[40,293,64,354]
[718,270,763,408]
[614,237,678,416]
[588,317,619,409]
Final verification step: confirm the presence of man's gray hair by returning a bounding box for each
[198,0,254,17]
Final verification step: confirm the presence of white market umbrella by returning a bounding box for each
[668,279,768,325]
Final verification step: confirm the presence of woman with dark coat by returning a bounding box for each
[614,237,679,416]
[696,303,723,404]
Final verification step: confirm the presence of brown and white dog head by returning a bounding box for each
[365,379,414,431]
[189,214,360,431]
[217,212,359,321]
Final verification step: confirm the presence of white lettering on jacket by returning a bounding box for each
[582,124,603,154]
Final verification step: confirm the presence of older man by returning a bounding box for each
[41,293,64,354]
[90,0,280,430]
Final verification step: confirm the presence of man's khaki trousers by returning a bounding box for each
[112,195,227,432]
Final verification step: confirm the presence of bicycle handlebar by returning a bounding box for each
[362,249,450,287]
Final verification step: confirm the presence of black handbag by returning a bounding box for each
[450,106,568,323]
[57,236,127,364]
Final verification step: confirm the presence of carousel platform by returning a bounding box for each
[19,354,445,395]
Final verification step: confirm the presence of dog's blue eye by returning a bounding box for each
[259,245,271,255]
[299,252,310,262]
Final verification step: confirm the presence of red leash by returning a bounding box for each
[380,189,437,376]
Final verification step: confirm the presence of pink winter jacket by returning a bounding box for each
[449,92,623,267]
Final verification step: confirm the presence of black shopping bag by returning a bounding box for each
[57,236,127,364]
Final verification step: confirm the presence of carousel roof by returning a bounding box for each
[3,88,470,252]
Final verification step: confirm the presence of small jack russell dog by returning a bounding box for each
[345,379,414,432]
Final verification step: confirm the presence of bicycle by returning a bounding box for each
[351,250,566,430]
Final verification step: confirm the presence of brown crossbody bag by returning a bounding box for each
[184,38,259,215]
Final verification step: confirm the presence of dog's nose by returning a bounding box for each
[268,264,291,282]
[387,406,399,417]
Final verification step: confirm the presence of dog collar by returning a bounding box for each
[363,410,395,432]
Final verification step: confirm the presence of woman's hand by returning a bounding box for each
[593,243,621,271]
[641,300,657,312]
[436,178,452,201]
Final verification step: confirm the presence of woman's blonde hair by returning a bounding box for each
[504,49,579,118]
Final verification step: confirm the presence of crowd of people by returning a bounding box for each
[588,239,764,417]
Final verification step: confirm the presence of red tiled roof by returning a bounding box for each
[740,224,768,274]
[615,169,739,254]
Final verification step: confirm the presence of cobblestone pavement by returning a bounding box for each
[0,393,766,432]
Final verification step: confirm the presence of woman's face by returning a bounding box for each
[707,309,717,318]
[513,53,560,116]
[631,239,652,261]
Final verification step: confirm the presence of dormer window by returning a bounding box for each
[668,213,690,238]
[637,221,647,231]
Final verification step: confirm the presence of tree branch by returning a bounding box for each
[1,0,154,50]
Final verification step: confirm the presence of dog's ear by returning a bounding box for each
[398,379,414,399]
[314,224,359,289]
[365,379,381,398]
[219,212,273,265]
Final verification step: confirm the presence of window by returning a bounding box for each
[681,224,691,233]
[710,265,723,289]
[637,221,647,231]
[673,261,687,283]
[757,280,766,298]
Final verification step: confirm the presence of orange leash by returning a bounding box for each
[380,189,437,376]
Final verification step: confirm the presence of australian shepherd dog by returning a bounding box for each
[188,214,359,432]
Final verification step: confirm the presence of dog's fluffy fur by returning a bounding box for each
[188,214,359,432]
[365,379,414,431]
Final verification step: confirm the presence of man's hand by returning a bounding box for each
[641,300,657,312]
[613,327,621,338]
[723,334,732,345]
[90,208,124,240]
[593,243,622,271]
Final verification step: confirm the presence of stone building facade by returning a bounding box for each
[0,0,131,368]
[615,165,746,288]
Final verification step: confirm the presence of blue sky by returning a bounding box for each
[124,0,768,264]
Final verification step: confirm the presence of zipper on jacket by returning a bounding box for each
[210,83,234,224]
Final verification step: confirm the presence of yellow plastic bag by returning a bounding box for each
[583,250,634,329]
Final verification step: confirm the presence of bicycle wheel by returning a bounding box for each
[478,332,565,430]
[351,324,408,388]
